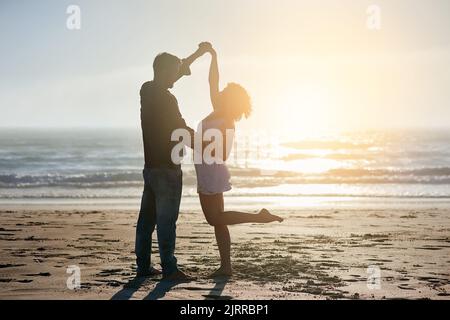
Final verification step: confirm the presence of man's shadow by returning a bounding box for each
[142,275,231,300]
[144,276,230,300]
[110,276,152,300]
[112,276,231,300]
[110,276,185,300]
[143,279,181,300]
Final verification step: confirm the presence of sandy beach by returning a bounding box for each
[1,205,449,300]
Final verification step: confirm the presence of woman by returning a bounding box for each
[195,44,283,277]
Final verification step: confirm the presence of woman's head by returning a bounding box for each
[218,83,252,122]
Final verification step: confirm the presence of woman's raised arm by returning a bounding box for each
[208,48,220,110]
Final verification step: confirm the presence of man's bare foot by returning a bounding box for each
[163,270,195,282]
[209,266,232,278]
[259,208,283,223]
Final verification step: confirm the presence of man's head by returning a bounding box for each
[153,52,182,89]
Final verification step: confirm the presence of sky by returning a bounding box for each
[0,0,450,134]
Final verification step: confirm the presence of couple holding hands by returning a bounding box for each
[136,42,283,281]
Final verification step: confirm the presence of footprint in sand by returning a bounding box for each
[24,272,51,277]
[0,263,26,269]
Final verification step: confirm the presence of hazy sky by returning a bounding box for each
[1,0,449,133]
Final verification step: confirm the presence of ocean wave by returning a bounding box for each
[0,172,143,188]
[323,167,450,179]
[283,141,373,150]
[1,167,450,188]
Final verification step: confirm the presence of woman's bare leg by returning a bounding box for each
[200,194,283,226]
[214,195,232,275]
[213,224,232,276]
[199,194,284,276]
[220,209,283,225]
[200,193,232,276]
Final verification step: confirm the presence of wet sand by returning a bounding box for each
[0,206,449,299]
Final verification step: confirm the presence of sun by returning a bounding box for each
[277,84,337,138]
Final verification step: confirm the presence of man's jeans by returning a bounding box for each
[135,167,182,276]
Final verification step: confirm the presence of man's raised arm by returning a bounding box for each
[175,42,212,81]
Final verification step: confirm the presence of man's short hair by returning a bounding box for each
[153,52,181,74]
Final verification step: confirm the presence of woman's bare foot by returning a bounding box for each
[209,266,232,278]
[259,208,284,223]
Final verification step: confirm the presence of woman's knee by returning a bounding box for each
[204,212,223,226]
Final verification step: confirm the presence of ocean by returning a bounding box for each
[1,128,449,209]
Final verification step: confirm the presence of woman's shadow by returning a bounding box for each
[202,276,232,300]
[111,276,230,300]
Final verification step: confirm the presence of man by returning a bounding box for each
[135,43,209,280]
